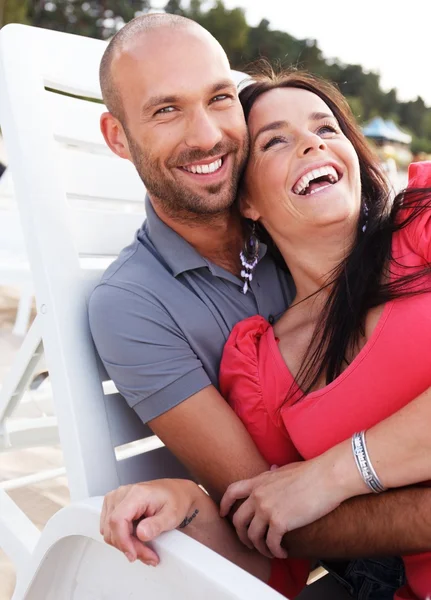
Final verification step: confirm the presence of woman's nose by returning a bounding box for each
[297,132,327,157]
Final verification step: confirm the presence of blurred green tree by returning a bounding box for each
[189,0,249,66]
[0,0,30,28]
[399,96,427,137]
[28,0,150,39]
[164,0,186,16]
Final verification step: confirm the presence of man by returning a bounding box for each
[89,12,429,596]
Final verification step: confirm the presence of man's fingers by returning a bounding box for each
[131,536,160,566]
[266,523,288,559]
[136,508,179,541]
[109,492,153,556]
[220,480,254,517]
[247,515,273,558]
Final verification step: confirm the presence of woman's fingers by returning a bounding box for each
[220,479,254,517]
[266,523,289,559]
[231,499,255,549]
[247,515,273,558]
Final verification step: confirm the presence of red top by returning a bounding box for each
[220,162,431,599]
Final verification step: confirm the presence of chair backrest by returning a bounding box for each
[0,24,249,502]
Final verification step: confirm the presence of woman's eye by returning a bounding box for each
[262,136,287,150]
[318,124,338,136]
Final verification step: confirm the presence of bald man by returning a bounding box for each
[89,13,427,597]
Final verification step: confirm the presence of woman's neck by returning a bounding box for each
[274,223,356,303]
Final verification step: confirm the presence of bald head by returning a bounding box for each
[99,13,225,123]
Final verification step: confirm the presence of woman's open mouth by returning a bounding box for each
[292,165,342,196]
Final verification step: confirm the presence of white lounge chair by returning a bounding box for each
[0,23,290,600]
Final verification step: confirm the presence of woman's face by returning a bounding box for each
[242,87,362,241]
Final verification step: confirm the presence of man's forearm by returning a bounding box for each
[283,486,431,560]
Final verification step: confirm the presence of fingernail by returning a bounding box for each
[147,560,157,567]
[125,552,135,563]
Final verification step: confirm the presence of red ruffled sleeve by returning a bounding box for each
[220,316,310,597]
[220,315,300,467]
[398,161,431,264]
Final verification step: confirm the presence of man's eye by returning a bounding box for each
[156,106,175,115]
[210,94,230,103]
[262,136,286,150]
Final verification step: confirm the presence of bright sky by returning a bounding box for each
[219,0,431,105]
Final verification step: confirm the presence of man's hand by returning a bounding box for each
[100,479,200,565]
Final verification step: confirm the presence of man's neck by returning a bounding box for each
[150,198,244,276]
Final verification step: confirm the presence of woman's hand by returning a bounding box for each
[100,478,202,565]
[220,456,352,559]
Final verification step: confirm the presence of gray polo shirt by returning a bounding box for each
[89,197,294,423]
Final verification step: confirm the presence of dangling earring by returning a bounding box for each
[362,201,369,233]
[240,222,260,294]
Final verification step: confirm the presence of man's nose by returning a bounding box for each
[184,109,223,151]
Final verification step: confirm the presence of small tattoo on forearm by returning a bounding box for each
[178,509,199,529]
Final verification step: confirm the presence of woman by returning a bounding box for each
[101,71,431,599]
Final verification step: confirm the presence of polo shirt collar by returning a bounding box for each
[141,195,267,279]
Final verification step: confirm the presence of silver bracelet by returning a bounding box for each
[352,431,387,494]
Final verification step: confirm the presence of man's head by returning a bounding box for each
[100,13,249,220]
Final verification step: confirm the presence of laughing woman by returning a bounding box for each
[219,71,431,600]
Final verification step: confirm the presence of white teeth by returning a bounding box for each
[183,158,223,174]
[293,165,339,195]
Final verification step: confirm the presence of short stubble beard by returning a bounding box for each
[124,125,250,223]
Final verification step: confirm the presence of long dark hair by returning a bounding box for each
[239,68,431,398]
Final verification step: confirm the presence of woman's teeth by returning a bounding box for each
[293,165,339,195]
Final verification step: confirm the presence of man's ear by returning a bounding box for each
[100,112,132,160]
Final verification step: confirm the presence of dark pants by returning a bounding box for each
[323,557,406,599]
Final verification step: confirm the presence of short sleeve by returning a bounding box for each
[88,284,211,423]
[220,316,301,467]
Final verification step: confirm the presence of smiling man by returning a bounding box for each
[89,13,430,599]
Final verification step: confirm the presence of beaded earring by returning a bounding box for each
[240,222,260,294]
[362,201,369,233]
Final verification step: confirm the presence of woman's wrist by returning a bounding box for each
[320,439,371,503]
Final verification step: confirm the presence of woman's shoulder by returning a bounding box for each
[219,315,271,388]
[219,314,275,405]
[224,314,271,353]
[395,162,431,262]
[407,161,431,188]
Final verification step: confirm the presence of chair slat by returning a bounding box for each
[117,448,192,487]
[48,91,107,152]
[71,209,145,257]
[60,146,145,204]
[104,393,153,448]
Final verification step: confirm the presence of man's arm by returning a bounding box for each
[148,385,270,502]
[284,486,431,559]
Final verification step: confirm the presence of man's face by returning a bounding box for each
[112,28,249,218]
